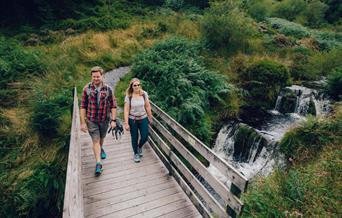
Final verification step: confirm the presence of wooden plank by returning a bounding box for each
[82,159,158,179]
[128,200,198,218]
[98,193,187,218]
[170,151,228,218]
[152,117,243,214]
[85,184,179,216]
[81,152,154,169]
[83,162,164,186]
[63,88,84,218]
[87,189,183,217]
[150,101,248,192]
[149,137,211,218]
[84,179,176,211]
[157,204,201,218]
[84,171,169,199]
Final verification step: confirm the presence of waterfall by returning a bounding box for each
[274,95,283,111]
[210,83,331,181]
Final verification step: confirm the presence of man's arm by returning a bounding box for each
[109,89,117,128]
[80,86,88,132]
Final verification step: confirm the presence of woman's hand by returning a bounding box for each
[124,123,130,131]
[148,116,153,124]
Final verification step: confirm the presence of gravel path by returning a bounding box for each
[103,66,131,113]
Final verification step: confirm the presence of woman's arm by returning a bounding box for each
[145,97,153,124]
[124,101,130,131]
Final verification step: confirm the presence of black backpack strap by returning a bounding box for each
[129,92,146,107]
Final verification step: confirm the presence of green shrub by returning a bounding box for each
[243,105,342,217]
[241,59,290,109]
[201,0,256,53]
[31,90,72,138]
[0,37,45,84]
[164,0,185,11]
[279,110,342,161]
[290,47,314,80]
[311,30,342,50]
[303,0,328,28]
[245,0,272,21]
[59,16,129,32]
[267,17,342,50]
[13,160,66,217]
[272,0,307,21]
[132,37,233,143]
[303,48,342,79]
[0,89,18,108]
[267,17,310,38]
[326,67,342,100]
[323,0,342,24]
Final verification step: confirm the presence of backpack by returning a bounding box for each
[86,82,111,99]
[129,92,146,107]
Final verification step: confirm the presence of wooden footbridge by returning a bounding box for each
[63,88,248,218]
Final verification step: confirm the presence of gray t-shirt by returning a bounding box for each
[125,91,148,120]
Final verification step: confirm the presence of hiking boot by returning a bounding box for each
[134,153,140,163]
[95,162,103,176]
[101,148,106,159]
[138,146,143,157]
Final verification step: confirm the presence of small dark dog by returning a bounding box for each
[107,118,124,140]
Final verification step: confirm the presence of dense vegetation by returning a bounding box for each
[131,37,234,143]
[0,0,341,217]
[242,104,342,217]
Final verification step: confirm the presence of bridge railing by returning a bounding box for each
[63,88,84,218]
[148,102,248,218]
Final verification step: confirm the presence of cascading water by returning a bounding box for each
[209,84,331,182]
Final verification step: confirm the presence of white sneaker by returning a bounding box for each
[138,146,143,157]
[134,154,140,163]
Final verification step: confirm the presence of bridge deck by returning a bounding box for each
[80,131,202,218]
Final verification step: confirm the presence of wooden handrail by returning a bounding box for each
[150,101,248,192]
[63,88,84,218]
[149,101,249,216]
[152,116,244,214]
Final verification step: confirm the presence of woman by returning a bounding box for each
[124,78,152,163]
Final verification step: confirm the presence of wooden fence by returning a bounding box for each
[148,102,248,218]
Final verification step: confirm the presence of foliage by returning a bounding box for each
[279,105,342,161]
[326,67,342,100]
[242,104,342,217]
[272,0,307,21]
[0,160,66,217]
[240,59,290,109]
[323,0,342,24]
[201,0,256,53]
[267,17,342,50]
[303,0,328,28]
[245,0,272,21]
[302,48,342,79]
[31,89,72,138]
[0,37,45,86]
[267,17,310,39]
[164,0,185,11]
[132,37,233,143]
[59,16,129,32]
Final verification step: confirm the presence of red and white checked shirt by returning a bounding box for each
[80,82,117,123]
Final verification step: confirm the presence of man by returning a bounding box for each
[80,66,117,176]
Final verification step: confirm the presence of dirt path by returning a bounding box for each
[103,66,130,113]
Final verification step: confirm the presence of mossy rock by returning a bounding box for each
[307,97,316,116]
[233,124,268,162]
[278,91,297,114]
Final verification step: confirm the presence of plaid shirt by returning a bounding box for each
[81,82,117,123]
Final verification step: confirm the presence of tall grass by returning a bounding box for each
[242,103,342,217]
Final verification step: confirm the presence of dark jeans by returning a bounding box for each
[129,117,149,154]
